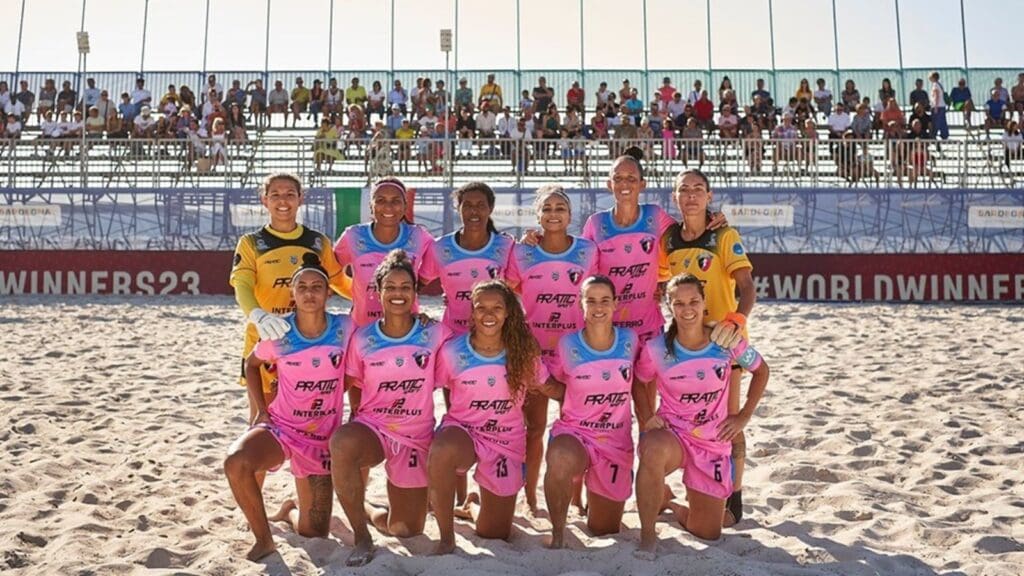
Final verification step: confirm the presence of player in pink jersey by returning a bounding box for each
[333,178,435,327]
[420,182,515,334]
[633,274,769,555]
[541,275,643,549]
[506,184,600,514]
[224,254,354,561]
[327,250,448,567]
[428,280,549,555]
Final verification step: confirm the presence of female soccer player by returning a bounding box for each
[506,184,599,513]
[659,168,756,525]
[542,275,641,549]
[633,274,769,555]
[333,178,434,327]
[229,172,349,420]
[428,280,548,555]
[224,254,354,561]
[420,182,515,334]
[328,250,448,567]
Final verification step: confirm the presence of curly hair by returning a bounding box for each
[373,249,416,292]
[532,184,571,215]
[663,273,706,359]
[470,280,540,403]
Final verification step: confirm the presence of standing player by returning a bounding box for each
[333,178,434,327]
[541,275,641,549]
[230,172,349,420]
[505,184,599,514]
[659,169,756,526]
[633,274,769,555]
[420,182,515,334]
[224,254,354,561]
[329,250,448,567]
[428,280,548,555]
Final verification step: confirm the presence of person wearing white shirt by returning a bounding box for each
[508,116,534,173]
[667,93,687,122]
[929,71,948,140]
[5,115,22,139]
[205,75,224,102]
[131,78,152,116]
[687,80,702,106]
[827,103,852,154]
[40,111,62,138]
[813,78,833,119]
[81,78,101,109]
[133,106,157,137]
[477,108,497,137]
[0,82,13,111]
[4,99,25,120]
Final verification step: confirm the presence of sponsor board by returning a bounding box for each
[721,204,794,227]
[967,206,1024,229]
[0,203,62,227]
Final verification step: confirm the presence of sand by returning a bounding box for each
[0,295,1021,576]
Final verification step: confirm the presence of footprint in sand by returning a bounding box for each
[975,536,1024,555]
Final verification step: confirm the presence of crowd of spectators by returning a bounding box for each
[2,71,1023,176]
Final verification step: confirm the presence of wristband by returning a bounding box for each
[723,311,747,329]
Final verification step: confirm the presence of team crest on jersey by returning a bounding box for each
[601,370,611,381]
[457,352,469,369]
[487,376,496,387]
[255,237,268,251]
[733,242,745,255]
[551,271,560,282]
[395,357,405,367]
[233,253,242,267]
[624,244,633,254]
[470,268,479,279]
[570,348,581,363]
[568,269,583,285]
[486,265,501,279]
[290,255,299,265]
[419,330,431,343]
[619,363,632,381]
[645,215,654,227]
[413,350,431,369]
[697,254,713,271]
[329,351,343,368]
[356,238,367,252]
[312,357,321,368]
[313,237,323,252]
[624,341,633,354]
[367,335,378,347]
[442,246,453,261]
[683,258,692,269]
[697,369,706,380]
[713,363,726,380]
[640,236,654,254]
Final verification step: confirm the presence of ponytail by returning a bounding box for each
[662,273,706,359]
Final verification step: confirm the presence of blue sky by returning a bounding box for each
[1,0,1019,72]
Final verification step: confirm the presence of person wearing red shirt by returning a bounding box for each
[694,90,715,131]
[658,77,677,107]
[566,81,585,114]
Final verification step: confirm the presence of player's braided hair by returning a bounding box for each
[470,280,540,403]
[663,273,706,359]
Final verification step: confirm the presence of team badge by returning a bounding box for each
[624,244,633,254]
[395,357,405,367]
[290,255,299,265]
[697,255,713,271]
[570,348,581,362]
[313,237,323,252]
[568,269,583,285]
[551,271,560,282]
[619,364,632,381]
[312,357,321,368]
[457,352,469,369]
[470,268,479,278]
[356,238,367,252]
[413,350,431,369]
[640,236,654,254]
[713,364,727,380]
[601,370,611,381]
[442,246,453,261]
[697,369,705,380]
[683,258,692,269]
[329,351,342,368]
[256,238,268,251]
[732,242,745,255]
[645,215,654,227]
[487,376,496,387]
[486,265,501,279]
[232,253,242,267]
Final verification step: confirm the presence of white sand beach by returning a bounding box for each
[0,296,1021,576]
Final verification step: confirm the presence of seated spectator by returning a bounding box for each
[519,90,533,115]
[539,104,561,157]
[0,81,10,116]
[38,79,57,122]
[205,74,224,102]
[209,117,229,169]
[794,96,814,126]
[245,79,266,128]
[267,81,289,125]
[290,77,310,127]
[64,110,84,140]
[718,76,734,103]
[567,81,585,112]
[738,106,757,136]
[386,105,404,136]
[367,126,394,180]
[415,125,434,173]
[878,78,896,107]
[201,89,221,124]
[595,81,611,108]
[456,106,476,157]
[496,106,514,156]
[694,91,715,131]
[879,98,906,131]
[906,118,932,185]
[394,118,415,172]
[751,94,775,130]
[772,113,800,166]
[454,78,473,111]
[667,92,686,124]
[131,78,152,116]
[985,89,1008,137]
[908,78,928,109]
[478,73,503,111]
[647,102,664,136]
[179,85,198,114]
[1012,74,1024,120]
[563,107,582,138]
[324,78,344,118]
[909,102,932,136]
[802,118,819,169]
[40,110,61,140]
[991,77,1010,103]
[850,104,873,139]
[718,104,739,139]
[827,103,852,141]
[227,103,248,142]
[80,78,100,111]
[175,107,195,138]
[625,89,644,125]
[743,119,763,174]
[57,80,77,114]
[347,105,368,140]
[508,116,533,173]
[346,77,367,109]
[434,79,449,117]
[795,78,813,103]
[612,115,638,158]
[309,79,325,125]
[637,118,654,159]
[658,77,677,109]
[751,78,772,107]
[132,106,157,138]
[681,117,705,169]
[590,109,609,140]
[605,93,621,127]
[225,80,246,109]
[477,104,497,138]
[814,78,833,118]
[533,77,554,117]
[782,97,798,119]
[118,93,137,128]
[719,89,738,115]
[687,80,702,106]
[1003,120,1022,168]
[14,80,34,123]
[883,119,908,186]
[950,78,972,111]
[387,79,408,117]
[4,113,22,141]
[841,80,861,110]
[4,95,26,125]
[419,106,438,131]
[367,80,387,122]
[160,85,181,116]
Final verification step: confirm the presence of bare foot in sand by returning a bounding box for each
[667,501,689,527]
[543,533,566,549]
[633,536,657,561]
[268,499,296,523]
[345,538,375,567]
[246,538,277,562]
[431,539,457,555]
[453,492,479,521]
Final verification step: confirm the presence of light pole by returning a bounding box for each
[440,28,452,186]
[77,31,90,188]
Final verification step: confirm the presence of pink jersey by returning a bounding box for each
[253,312,354,445]
[635,336,762,447]
[345,318,449,453]
[506,237,600,357]
[420,231,515,333]
[581,204,675,341]
[435,333,549,461]
[333,221,434,327]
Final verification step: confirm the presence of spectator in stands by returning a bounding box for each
[648,102,664,137]
[118,92,137,129]
[636,117,654,158]
[884,119,908,187]
[880,98,906,131]
[456,105,477,158]
[781,96,798,119]
[388,79,408,117]
[479,73,503,111]
[908,78,928,109]
[539,104,561,158]
[619,79,633,104]
[227,103,247,142]
[878,78,896,106]
[4,93,26,125]
[625,88,644,126]
[418,105,438,132]
[929,72,949,141]
[657,77,677,108]
[367,80,387,122]
[385,105,404,136]
[0,81,9,120]
[307,79,324,125]
[410,77,424,110]
[160,85,181,116]
[312,118,340,171]
[794,95,814,127]
[604,93,621,127]
[667,91,686,125]
[226,80,247,110]
[80,78,100,112]
[209,117,229,169]
[906,118,932,186]
[985,89,1008,137]
[38,79,57,122]
[39,110,60,140]
[509,116,533,173]
[686,80,702,106]
[324,78,344,118]
[454,78,473,111]
[743,117,763,174]
[268,81,289,126]
[478,104,497,138]
[751,78,771,106]
[737,105,757,136]
[991,77,1009,103]
[567,81,585,113]
[813,78,833,119]
[719,89,738,115]
[795,78,813,103]
[517,90,532,115]
[346,77,367,109]
[435,79,449,117]
[57,80,77,114]
[1012,74,1024,121]
[718,104,739,139]
[533,77,554,118]
[394,118,414,172]
[206,74,224,102]
[590,108,609,140]
[950,78,972,111]
[850,103,873,139]
[4,113,21,141]
[245,79,266,128]
[719,76,735,103]
[1003,120,1022,168]
[179,85,198,114]
[909,102,932,136]
[346,105,368,150]
[15,80,34,123]
[681,116,705,169]
[772,113,800,167]
[751,93,774,130]
[131,78,152,117]
[91,90,113,128]
[613,115,638,157]
[290,77,310,127]
[64,110,84,142]
[841,80,860,110]
[595,81,611,109]
[201,89,221,124]
[694,90,715,132]
[563,106,582,139]
[133,106,157,138]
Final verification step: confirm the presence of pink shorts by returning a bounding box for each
[550,427,633,502]
[669,426,733,500]
[356,418,430,489]
[256,423,332,478]
[444,423,525,498]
